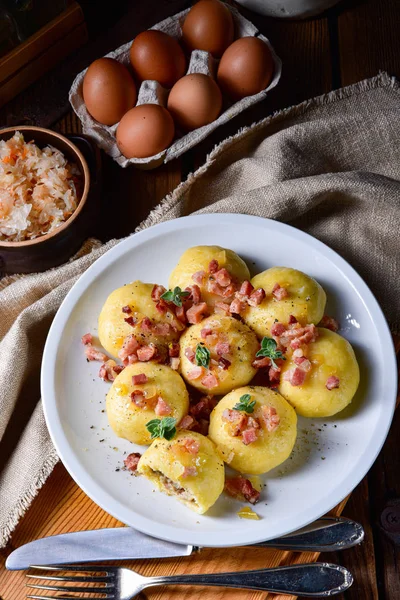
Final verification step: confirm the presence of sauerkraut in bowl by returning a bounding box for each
[0,131,82,242]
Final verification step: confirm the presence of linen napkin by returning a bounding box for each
[1,71,399,548]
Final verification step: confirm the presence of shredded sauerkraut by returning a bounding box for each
[0,131,82,242]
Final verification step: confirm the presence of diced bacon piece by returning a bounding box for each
[222,409,248,436]
[214,268,232,287]
[208,259,219,273]
[170,357,180,370]
[141,317,153,332]
[124,452,141,472]
[122,305,132,314]
[175,305,186,323]
[187,366,205,380]
[271,322,286,336]
[218,357,231,370]
[242,427,258,445]
[326,375,340,390]
[269,365,281,383]
[190,396,216,419]
[247,416,260,429]
[155,299,168,314]
[320,315,340,332]
[127,354,138,364]
[169,343,180,357]
[229,296,246,315]
[99,360,120,382]
[272,283,289,300]
[288,315,298,324]
[247,288,266,307]
[179,415,196,429]
[222,408,241,422]
[181,466,198,478]
[201,373,219,389]
[155,396,172,416]
[192,270,206,284]
[285,366,306,386]
[252,356,271,369]
[240,280,254,297]
[184,347,196,362]
[124,316,137,327]
[81,333,93,345]
[294,356,312,371]
[137,344,157,362]
[215,341,230,356]
[260,405,280,432]
[180,438,200,454]
[119,334,140,363]
[152,322,172,337]
[293,348,304,358]
[132,373,148,385]
[186,302,208,324]
[85,345,109,362]
[289,324,319,349]
[201,326,213,339]
[169,313,186,332]
[224,477,260,505]
[131,390,146,408]
[113,365,124,375]
[214,301,231,315]
[151,284,166,301]
[222,283,237,298]
[186,284,201,304]
[207,279,226,297]
[196,418,210,436]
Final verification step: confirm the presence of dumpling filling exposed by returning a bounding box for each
[151,469,198,506]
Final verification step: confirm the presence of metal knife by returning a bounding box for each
[6,517,363,570]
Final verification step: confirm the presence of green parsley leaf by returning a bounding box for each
[161,286,190,307]
[233,393,256,413]
[146,417,177,441]
[256,337,285,368]
[195,343,210,368]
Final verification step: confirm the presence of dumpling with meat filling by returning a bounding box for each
[179,315,259,395]
[242,267,326,339]
[137,431,224,514]
[278,327,360,417]
[208,386,297,475]
[98,281,182,360]
[169,245,250,313]
[106,362,189,445]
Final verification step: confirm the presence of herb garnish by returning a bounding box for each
[195,343,210,368]
[233,393,256,413]
[161,286,190,307]
[146,417,177,441]
[256,337,285,368]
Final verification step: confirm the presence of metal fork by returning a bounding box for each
[26,562,353,598]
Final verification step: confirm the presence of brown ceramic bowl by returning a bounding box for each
[0,126,101,275]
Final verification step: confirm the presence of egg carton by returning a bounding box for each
[69,4,282,169]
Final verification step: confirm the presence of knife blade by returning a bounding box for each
[6,517,363,570]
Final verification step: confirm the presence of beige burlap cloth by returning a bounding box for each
[1,72,399,548]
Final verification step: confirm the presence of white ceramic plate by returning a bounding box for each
[42,214,397,547]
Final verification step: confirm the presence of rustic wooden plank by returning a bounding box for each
[337,0,400,84]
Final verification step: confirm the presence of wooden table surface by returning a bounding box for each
[1,0,400,598]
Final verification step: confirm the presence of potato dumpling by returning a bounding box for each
[106,363,189,445]
[169,245,250,308]
[137,431,224,514]
[179,315,259,395]
[242,267,326,338]
[279,328,360,418]
[98,280,180,358]
[208,386,297,475]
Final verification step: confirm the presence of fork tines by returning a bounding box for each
[26,565,115,599]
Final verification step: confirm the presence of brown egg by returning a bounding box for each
[83,58,137,126]
[217,37,274,101]
[116,104,175,159]
[182,0,234,58]
[167,73,222,132]
[130,30,186,89]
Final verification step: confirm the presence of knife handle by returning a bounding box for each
[246,517,364,552]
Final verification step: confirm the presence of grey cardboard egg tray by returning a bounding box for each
[69,4,282,169]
